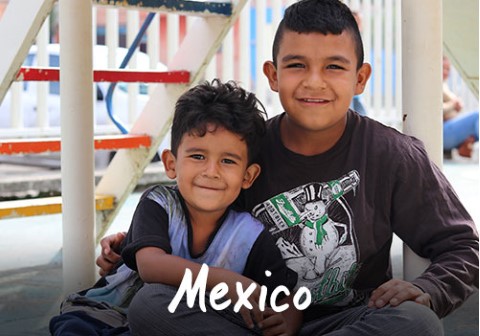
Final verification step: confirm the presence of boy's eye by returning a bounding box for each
[285,62,305,69]
[190,154,205,160]
[327,64,345,70]
[221,158,237,165]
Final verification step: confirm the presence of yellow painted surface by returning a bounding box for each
[0,194,115,219]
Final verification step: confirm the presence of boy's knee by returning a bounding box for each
[129,283,177,316]
[394,301,443,336]
[128,283,178,335]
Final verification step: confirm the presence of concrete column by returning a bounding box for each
[401,0,443,281]
[59,0,95,293]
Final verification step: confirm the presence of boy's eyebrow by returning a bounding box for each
[222,152,243,161]
[281,54,306,63]
[281,54,352,65]
[326,55,351,64]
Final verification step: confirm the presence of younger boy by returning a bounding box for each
[99,1,478,335]
[50,79,299,336]
[124,79,301,335]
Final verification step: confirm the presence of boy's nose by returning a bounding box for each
[304,71,327,90]
[202,161,220,178]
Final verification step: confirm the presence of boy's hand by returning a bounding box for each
[221,273,262,329]
[96,232,126,276]
[368,278,431,309]
[259,307,289,336]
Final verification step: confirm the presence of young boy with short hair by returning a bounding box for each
[98,0,478,334]
[124,79,300,335]
[247,0,477,334]
[50,79,299,336]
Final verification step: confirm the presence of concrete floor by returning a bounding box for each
[0,159,478,335]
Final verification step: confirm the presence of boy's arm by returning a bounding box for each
[136,246,257,289]
[136,246,263,328]
[243,230,303,335]
[390,139,478,317]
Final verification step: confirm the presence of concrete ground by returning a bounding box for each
[0,158,478,335]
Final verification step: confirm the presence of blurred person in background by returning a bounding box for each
[442,56,479,160]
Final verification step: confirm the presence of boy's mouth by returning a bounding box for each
[195,183,224,191]
[299,98,329,103]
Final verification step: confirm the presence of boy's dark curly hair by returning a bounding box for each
[272,0,364,69]
[171,79,267,163]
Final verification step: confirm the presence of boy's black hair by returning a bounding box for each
[171,79,267,163]
[272,0,364,69]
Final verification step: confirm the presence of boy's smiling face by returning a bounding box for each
[264,30,371,137]
[162,125,260,218]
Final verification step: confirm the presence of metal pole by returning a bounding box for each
[401,0,443,281]
[59,0,95,293]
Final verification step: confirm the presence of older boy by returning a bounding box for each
[99,1,478,335]
[248,0,477,334]
[51,79,299,336]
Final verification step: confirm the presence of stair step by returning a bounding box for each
[93,0,232,17]
[16,67,190,83]
[0,194,115,219]
[0,134,151,155]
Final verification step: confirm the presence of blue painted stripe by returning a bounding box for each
[94,0,232,16]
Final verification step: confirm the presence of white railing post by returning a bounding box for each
[36,18,49,128]
[59,0,95,293]
[147,14,160,70]
[127,10,139,125]
[106,8,119,68]
[166,14,179,63]
[239,2,251,89]
[255,0,268,104]
[221,27,234,81]
[372,0,382,116]
[10,82,22,128]
[384,0,393,122]
[362,0,372,110]
[395,0,402,126]
[401,0,443,281]
[268,1,284,117]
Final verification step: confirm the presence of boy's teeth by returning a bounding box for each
[304,98,325,102]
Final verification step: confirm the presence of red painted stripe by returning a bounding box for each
[94,134,151,150]
[16,67,59,81]
[0,134,151,155]
[16,67,190,83]
[94,69,190,83]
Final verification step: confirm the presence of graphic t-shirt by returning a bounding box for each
[242,111,478,319]
[252,171,361,307]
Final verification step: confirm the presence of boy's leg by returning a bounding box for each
[49,311,130,336]
[128,283,262,336]
[299,301,443,336]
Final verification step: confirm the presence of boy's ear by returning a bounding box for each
[161,149,177,179]
[354,63,372,95]
[241,163,261,189]
[263,61,279,92]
